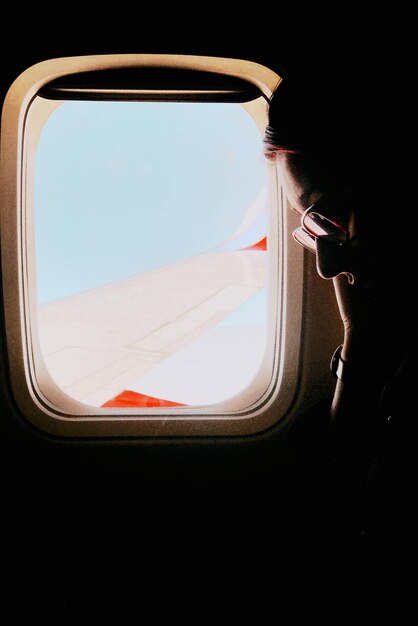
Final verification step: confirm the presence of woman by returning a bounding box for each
[264,56,417,561]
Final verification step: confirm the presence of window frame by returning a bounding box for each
[0,54,308,438]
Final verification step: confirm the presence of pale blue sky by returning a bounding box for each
[35,100,268,304]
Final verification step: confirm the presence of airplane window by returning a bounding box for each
[1,55,314,437]
[34,100,269,408]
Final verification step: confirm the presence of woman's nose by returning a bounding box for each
[316,237,355,283]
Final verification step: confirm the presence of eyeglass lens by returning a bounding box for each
[303,212,347,242]
[292,227,317,254]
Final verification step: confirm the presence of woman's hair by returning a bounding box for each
[263,49,388,181]
[263,14,414,270]
[264,69,370,165]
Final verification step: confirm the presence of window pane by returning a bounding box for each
[35,100,269,408]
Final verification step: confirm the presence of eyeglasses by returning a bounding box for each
[292,196,349,254]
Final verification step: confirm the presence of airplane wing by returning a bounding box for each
[38,245,267,408]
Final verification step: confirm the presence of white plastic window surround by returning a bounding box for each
[0,54,307,438]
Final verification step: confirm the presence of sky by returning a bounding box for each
[34,100,269,304]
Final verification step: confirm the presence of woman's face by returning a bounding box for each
[276,152,393,292]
